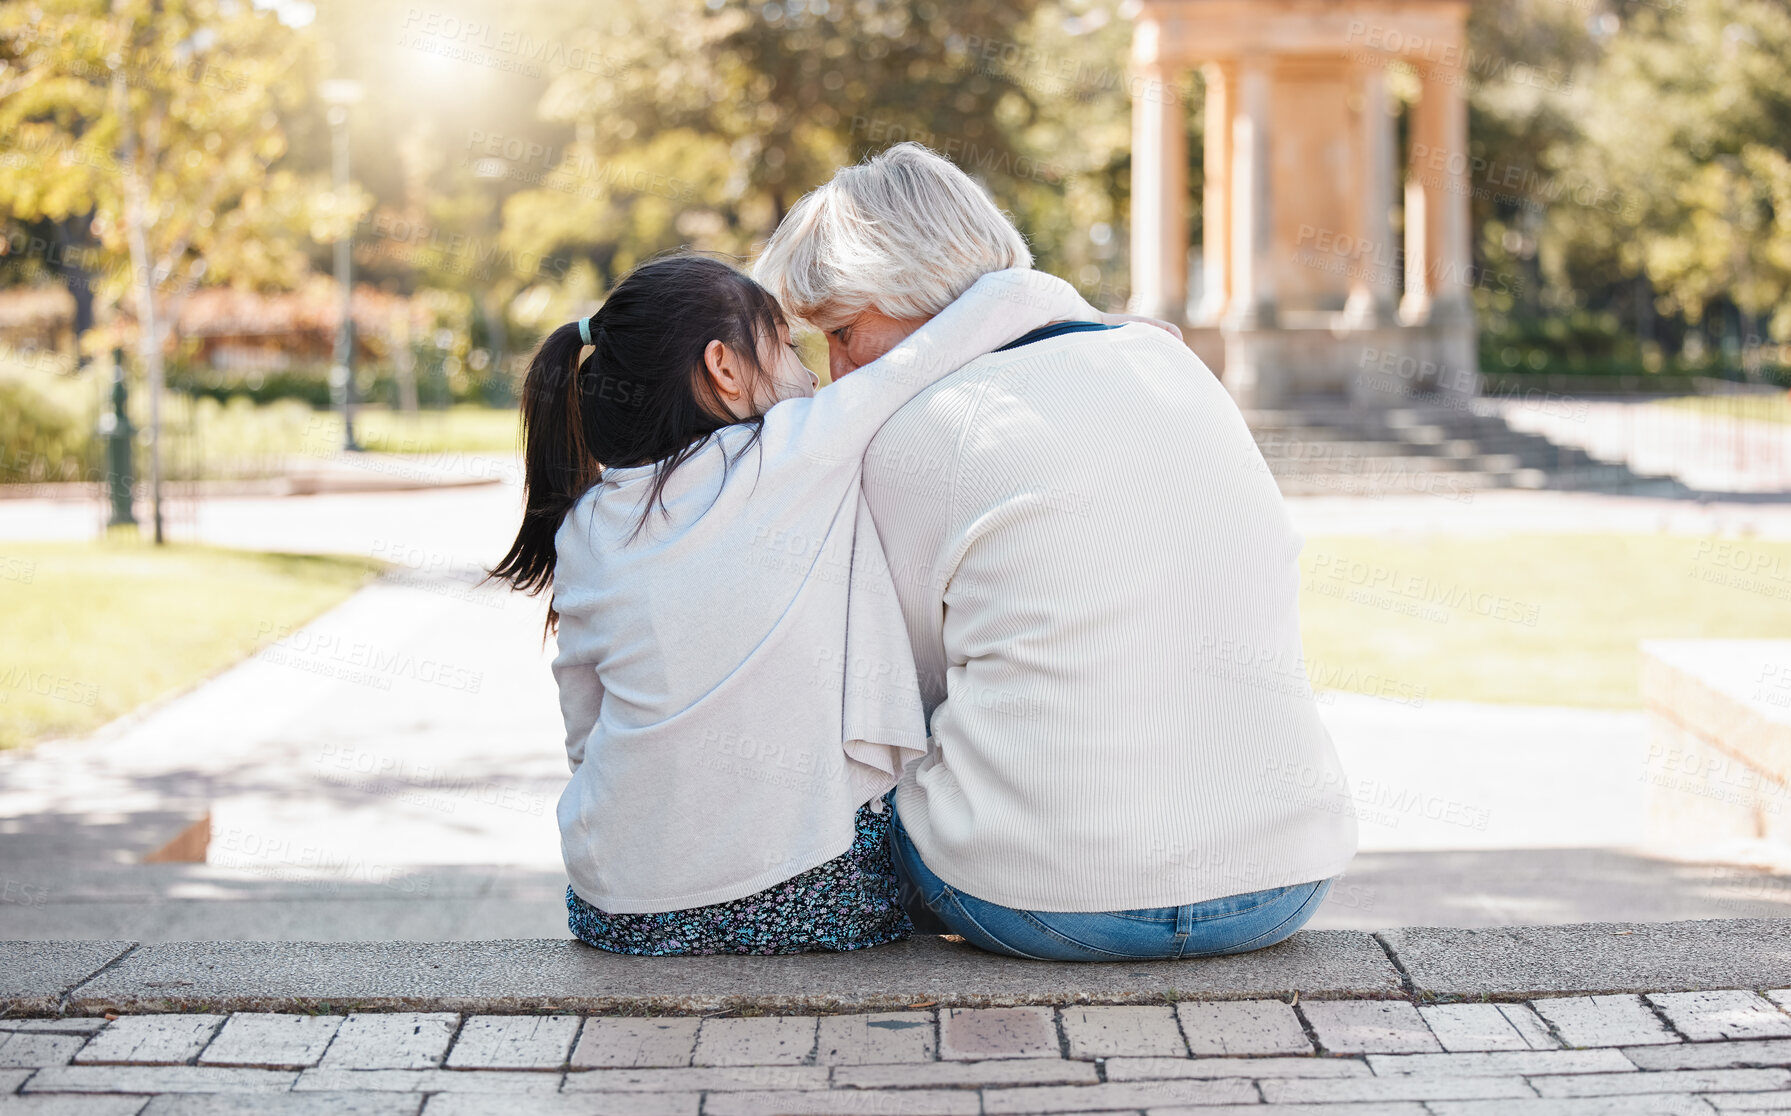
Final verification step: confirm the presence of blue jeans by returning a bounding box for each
[889,808,1334,961]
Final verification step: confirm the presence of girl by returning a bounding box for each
[491,253,1102,955]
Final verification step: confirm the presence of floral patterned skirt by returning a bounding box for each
[566,799,912,956]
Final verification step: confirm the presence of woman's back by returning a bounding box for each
[863,322,1360,914]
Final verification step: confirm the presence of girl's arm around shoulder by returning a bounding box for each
[759,268,1101,467]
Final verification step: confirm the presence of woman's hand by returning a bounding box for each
[1098,311,1184,342]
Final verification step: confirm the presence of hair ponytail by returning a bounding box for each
[487,319,597,602]
[485,254,789,628]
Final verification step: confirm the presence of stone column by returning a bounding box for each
[1343,61,1397,327]
[1401,60,1472,324]
[1400,175,1429,322]
[1130,62,1188,324]
[1224,54,1275,329]
[1195,61,1234,325]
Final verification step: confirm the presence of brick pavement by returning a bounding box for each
[6,988,1791,1113]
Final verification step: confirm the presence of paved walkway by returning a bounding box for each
[5,477,1791,939]
[0,479,572,940]
[0,568,571,941]
[10,480,1791,547]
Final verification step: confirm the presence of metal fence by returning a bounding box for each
[1491,385,1791,494]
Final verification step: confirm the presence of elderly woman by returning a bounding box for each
[753,143,1358,960]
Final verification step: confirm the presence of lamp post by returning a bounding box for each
[320,78,364,452]
[112,64,166,544]
[470,156,510,406]
[102,346,135,528]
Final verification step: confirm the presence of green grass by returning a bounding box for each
[1654,393,1791,424]
[0,540,382,748]
[1,348,524,478]
[169,400,523,475]
[336,405,523,455]
[1299,533,1791,708]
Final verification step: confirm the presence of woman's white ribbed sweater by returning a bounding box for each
[864,323,1359,913]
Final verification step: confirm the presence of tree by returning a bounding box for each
[1462,0,1601,324]
[499,0,1082,297]
[1575,0,1791,347]
[0,0,321,538]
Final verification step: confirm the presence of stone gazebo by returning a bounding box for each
[1130,0,1478,409]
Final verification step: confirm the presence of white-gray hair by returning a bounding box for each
[753,142,1033,331]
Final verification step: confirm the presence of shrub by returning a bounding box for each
[0,376,97,483]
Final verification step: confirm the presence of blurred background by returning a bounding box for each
[2,0,1790,941]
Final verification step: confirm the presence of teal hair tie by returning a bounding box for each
[578,316,594,346]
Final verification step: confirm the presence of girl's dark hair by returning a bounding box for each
[488,254,786,607]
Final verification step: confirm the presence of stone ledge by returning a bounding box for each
[0,940,134,1014]
[1641,640,1791,782]
[28,933,1400,1015]
[1381,918,1791,1000]
[5,919,1787,1017]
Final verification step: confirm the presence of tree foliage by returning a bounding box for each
[0,0,323,350]
[1579,0,1791,341]
[3,0,1787,383]
[500,0,1148,304]
[1468,0,1791,355]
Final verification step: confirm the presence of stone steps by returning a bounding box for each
[1245,395,1692,496]
[1262,453,1529,475]
[1270,472,1520,498]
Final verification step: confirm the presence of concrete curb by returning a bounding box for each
[40,933,1404,1015]
[1381,918,1791,999]
[4,918,1786,1017]
[0,941,134,1015]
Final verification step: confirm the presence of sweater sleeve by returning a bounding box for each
[551,611,605,775]
[758,269,1099,466]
